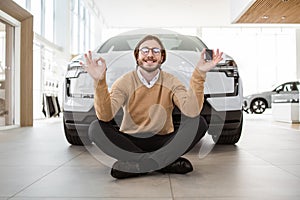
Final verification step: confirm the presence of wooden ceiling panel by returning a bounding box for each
[236,0,300,23]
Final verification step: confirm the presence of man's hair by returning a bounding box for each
[134,35,166,65]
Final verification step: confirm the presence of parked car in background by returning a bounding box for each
[243,81,300,114]
[63,28,243,146]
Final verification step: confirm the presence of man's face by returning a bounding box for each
[137,39,163,72]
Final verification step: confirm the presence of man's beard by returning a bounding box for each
[138,63,161,72]
[137,58,161,73]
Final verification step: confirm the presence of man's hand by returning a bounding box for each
[196,48,223,72]
[80,50,107,81]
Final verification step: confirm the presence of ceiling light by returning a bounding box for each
[281,0,289,2]
[281,16,286,20]
[262,15,269,19]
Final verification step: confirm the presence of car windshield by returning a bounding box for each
[97,34,207,53]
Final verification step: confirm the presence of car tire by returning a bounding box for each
[250,98,267,114]
[212,115,243,145]
[63,118,91,146]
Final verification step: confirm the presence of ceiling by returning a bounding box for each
[236,0,300,23]
[94,0,300,28]
[94,0,232,28]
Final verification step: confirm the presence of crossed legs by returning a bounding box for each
[88,115,208,178]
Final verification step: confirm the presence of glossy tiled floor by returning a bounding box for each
[1,112,300,200]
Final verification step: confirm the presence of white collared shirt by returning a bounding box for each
[137,67,160,88]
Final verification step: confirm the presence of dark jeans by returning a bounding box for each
[88,115,208,170]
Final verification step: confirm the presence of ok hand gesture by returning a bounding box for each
[80,50,107,81]
[196,48,223,72]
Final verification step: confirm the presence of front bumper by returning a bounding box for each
[63,100,243,137]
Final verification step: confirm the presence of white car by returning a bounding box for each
[63,28,243,145]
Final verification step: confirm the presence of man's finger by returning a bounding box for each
[88,50,92,59]
[96,57,107,69]
[84,53,91,64]
[79,61,87,72]
[97,57,106,64]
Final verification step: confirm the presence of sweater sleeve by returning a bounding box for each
[173,68,206,117]
[94,74,127,121]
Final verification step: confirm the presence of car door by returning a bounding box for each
[273,82,299,102]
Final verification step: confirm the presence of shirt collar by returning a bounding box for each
[137,67,160,89]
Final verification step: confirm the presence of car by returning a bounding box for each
[243,81,300,114]
[63,28,243,146]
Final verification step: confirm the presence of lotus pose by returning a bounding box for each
[84,35,223,179]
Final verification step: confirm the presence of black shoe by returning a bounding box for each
[157,157,193,174]
[111,161,146,179]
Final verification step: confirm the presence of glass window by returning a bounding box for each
[80,1,85,20]
[71,0,79,54]
[30,0,42,34]
[274,85,283,92]
[71,14,79,54]
[85,12,90,51]
[0,21,15,126]
[44,0,54,42]
[283,83,293,92]
[71,0,78,12]
[202,27,296,96]
[13,0,26,8]
[70,0,92,54]
[79,5,85,52]
[296,82,300,91]
[79,1,86,52]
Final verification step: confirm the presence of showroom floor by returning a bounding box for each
[1,112,300,200]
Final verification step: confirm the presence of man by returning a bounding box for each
[83,35,223,179]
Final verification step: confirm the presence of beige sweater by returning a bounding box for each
[94,69,206,135]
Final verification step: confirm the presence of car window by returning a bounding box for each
[97,34,207,53]
[283,83,294,92]
[296,82,300,91]
[274,85,283,92]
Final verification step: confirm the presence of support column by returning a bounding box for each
[20,16,33,126]
[0,0,34,126]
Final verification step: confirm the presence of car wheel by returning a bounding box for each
[63,118,91,146]
[212,115,243,145]
[250,99,267,114]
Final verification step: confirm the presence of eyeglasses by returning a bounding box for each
[139,47,161,55]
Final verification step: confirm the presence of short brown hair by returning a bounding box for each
[134,35,166,65]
